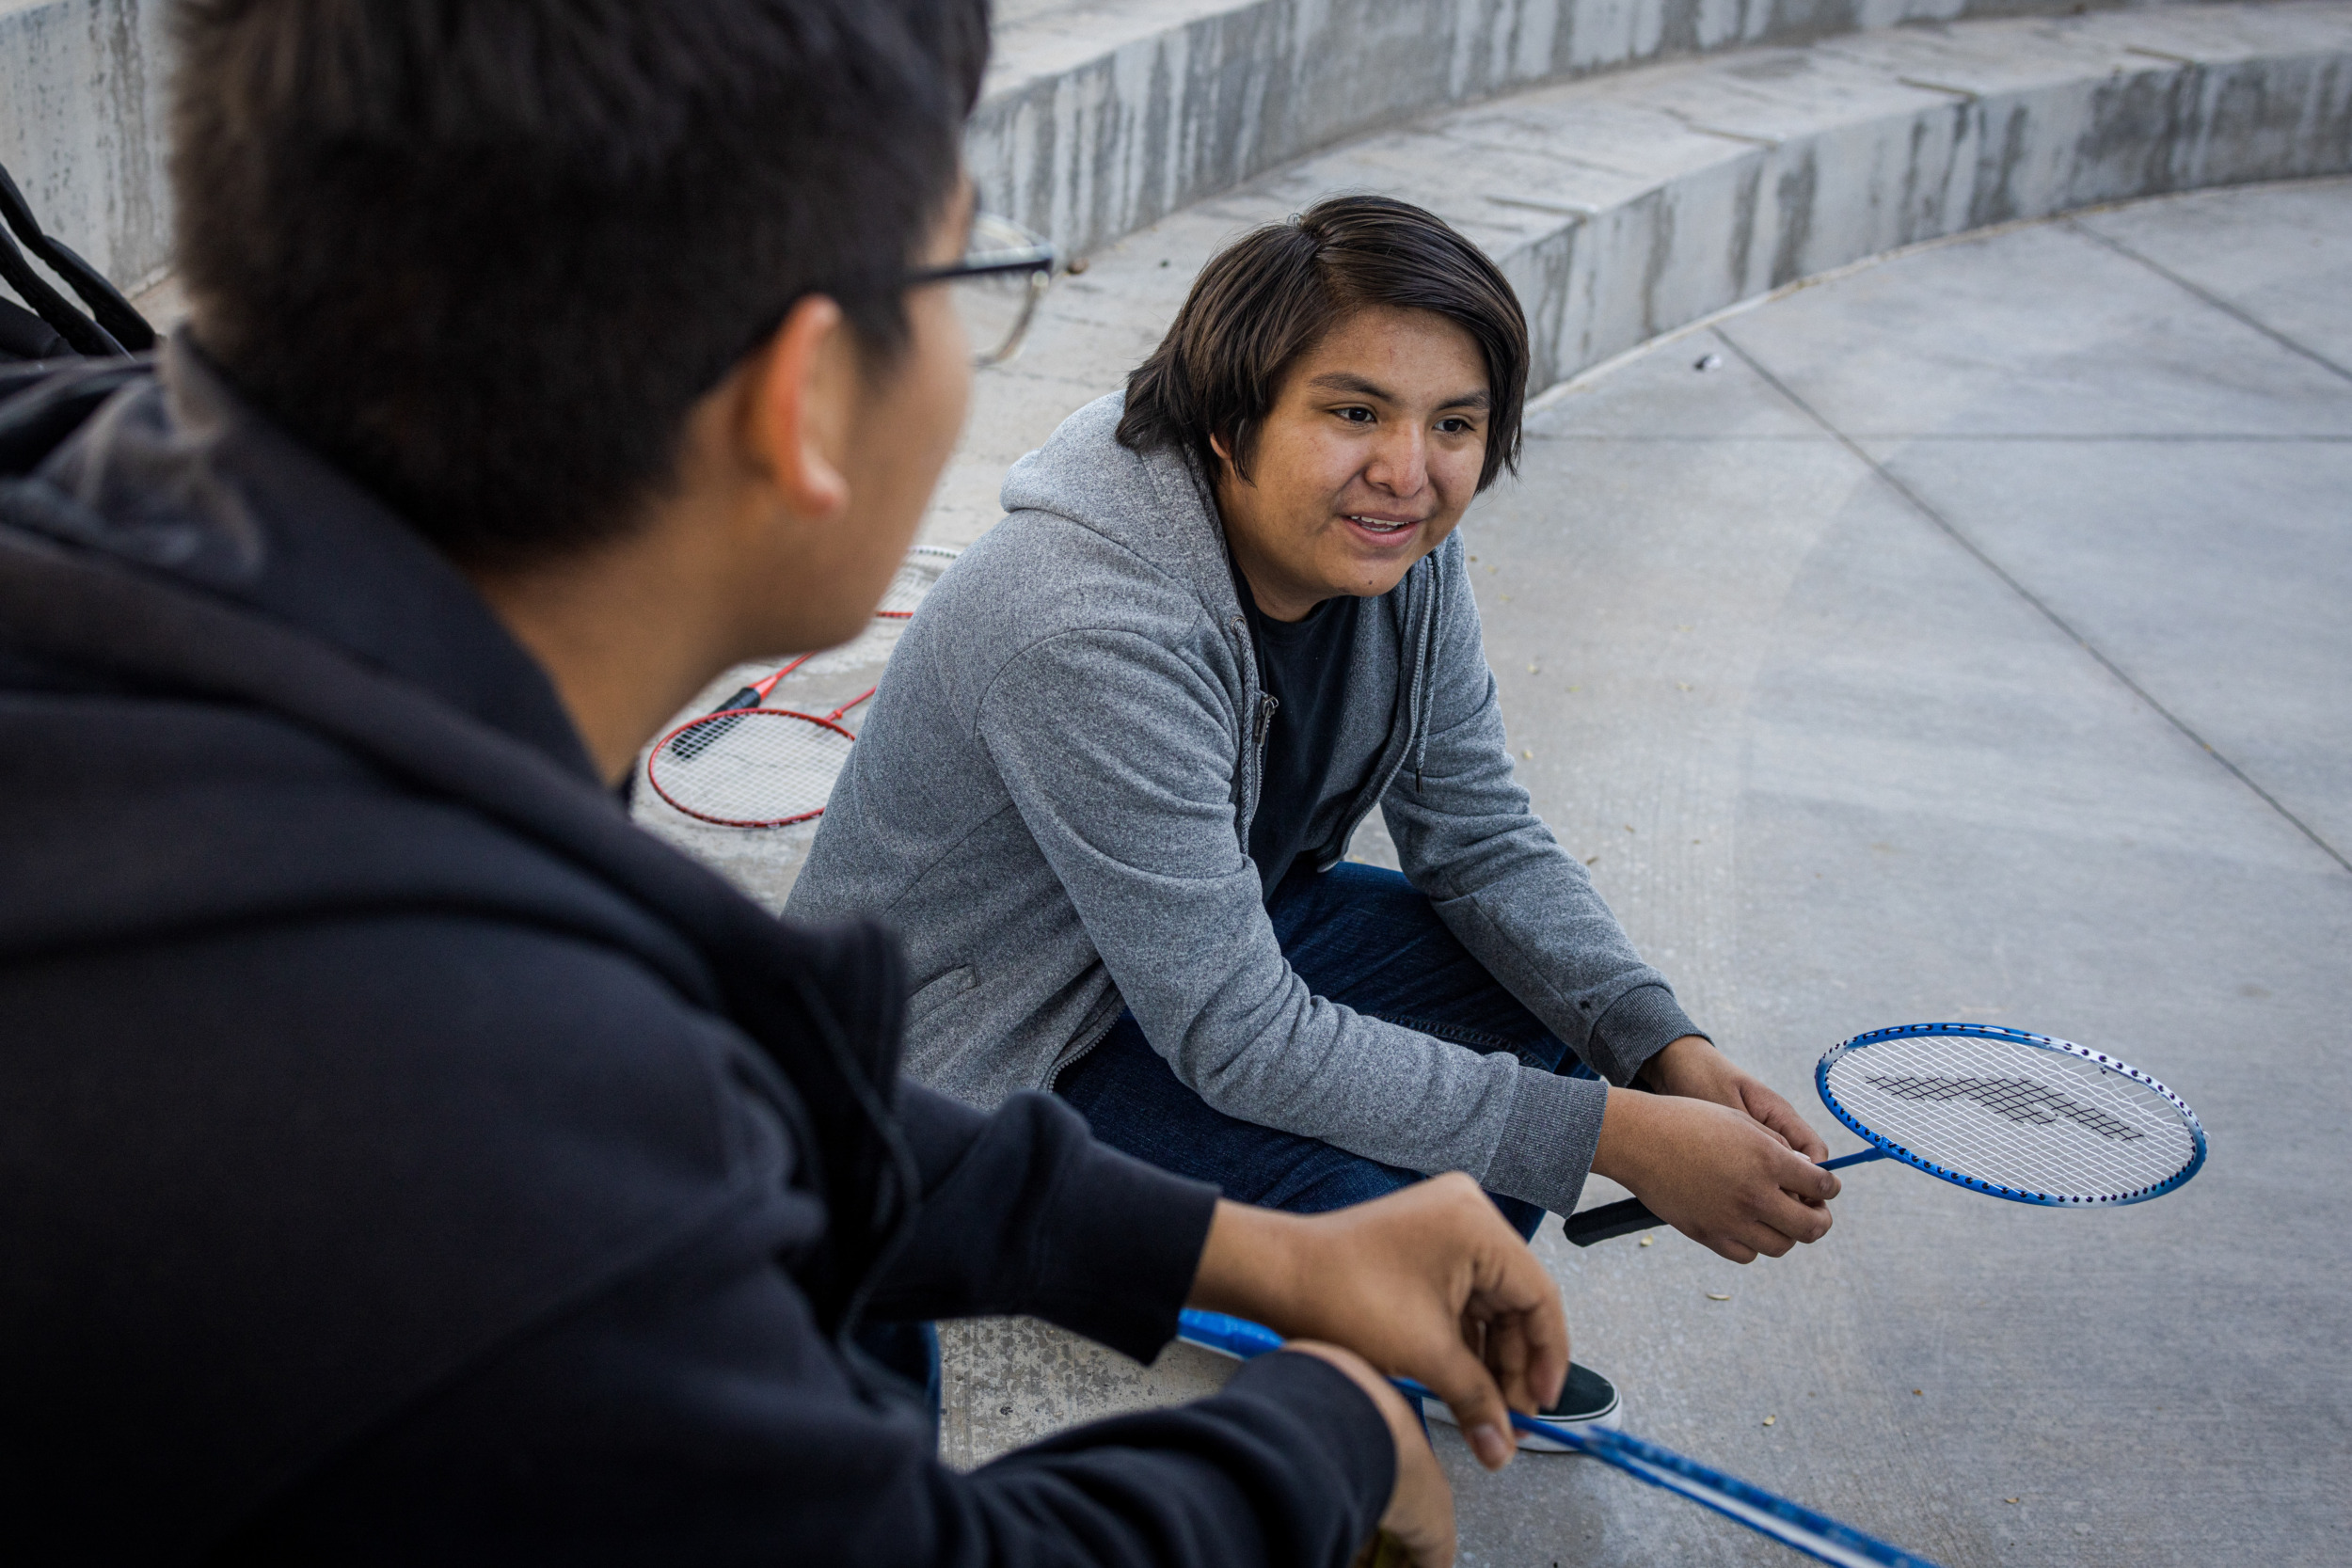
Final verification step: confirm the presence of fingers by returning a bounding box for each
[1423,1346,1517,1471]
[1401,1299,1514,1470]
[1693,1159,1836,1259]
[1418,1174,1570,1413]
[1778,1144,1841,1203]
[1739,1078,1830,1161]
[1657,1127,1838,1259]
[1478,1308,1561,1422]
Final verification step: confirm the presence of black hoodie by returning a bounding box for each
[0,343,1391,1564]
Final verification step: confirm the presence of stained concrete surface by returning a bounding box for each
[1422,175,2352,1566]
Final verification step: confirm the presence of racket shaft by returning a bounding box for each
[1175,1312,1942,1568]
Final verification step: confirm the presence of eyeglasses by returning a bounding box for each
[907,212,1056,367]
[731,214,1057,378]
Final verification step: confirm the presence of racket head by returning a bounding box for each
[645,708,856,828]
[874,545,960,619]
[1817,1022,2205,1209]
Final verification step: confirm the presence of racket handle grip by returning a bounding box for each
[1562,1195,1665,1247]
[715,686,762,713]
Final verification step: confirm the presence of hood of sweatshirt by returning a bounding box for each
[0,342,913,1553]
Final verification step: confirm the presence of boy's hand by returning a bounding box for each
[1640,1035,1828,1160]
[1592,1040,1840,1262]
[1187,1173,1567,1472]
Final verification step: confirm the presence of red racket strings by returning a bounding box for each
[647,689,873,828]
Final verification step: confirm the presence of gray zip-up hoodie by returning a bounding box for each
[787,394,1702,1216]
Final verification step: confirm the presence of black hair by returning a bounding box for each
[1119,194,1529,492]
[169,0,992,565]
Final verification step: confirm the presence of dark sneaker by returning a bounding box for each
[1421,1361,1621,1451]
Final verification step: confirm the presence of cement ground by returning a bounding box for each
[1400,172,2352,1568]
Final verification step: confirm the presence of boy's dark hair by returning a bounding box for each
[1118,195,1528,493]
[169,0,991,566]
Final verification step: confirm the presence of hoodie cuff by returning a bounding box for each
[1026,1134,1221,1364]
[1479,1069,1610,1218]
[1591,984,1707,1085]
[1221,1352,1396,1539]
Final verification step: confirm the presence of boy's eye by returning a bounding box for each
[1336,405,1375,423]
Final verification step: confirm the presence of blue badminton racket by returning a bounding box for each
[1177,1308,1942,1568]
[1564,1022,2206,1246]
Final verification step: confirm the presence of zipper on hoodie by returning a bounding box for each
[1248,692,1279,832]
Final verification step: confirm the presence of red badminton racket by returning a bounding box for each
[687,654,813,731]
[647,683,874,828]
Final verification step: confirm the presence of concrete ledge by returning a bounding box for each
[1,0,2223,326]
[939,1318,1242,1469]
[972,0,2214,261]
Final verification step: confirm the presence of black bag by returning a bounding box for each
[0,155,156,367]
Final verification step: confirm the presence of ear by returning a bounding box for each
[1209,424,1253,487]
[741,294,856,522]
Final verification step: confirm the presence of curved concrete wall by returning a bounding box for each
[1453,3,2352,387]
[0,0,2216,317]
[4,0,2344,372]
[971,0,2206,261]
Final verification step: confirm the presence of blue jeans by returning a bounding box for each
[1056,862,1596,1240]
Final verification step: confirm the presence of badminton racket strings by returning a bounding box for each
[648,688,873,828]
[1821,1031,2194,1201]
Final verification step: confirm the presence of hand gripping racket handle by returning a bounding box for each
[1175,1310,1944,1568]
[1563,1148,1888,1248]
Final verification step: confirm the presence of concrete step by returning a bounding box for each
[971,0,2213,264]
[936,1,2352,550]
[6,0,2298,337]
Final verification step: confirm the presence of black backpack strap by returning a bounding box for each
[0,298,74,363]
[0,157,155,358]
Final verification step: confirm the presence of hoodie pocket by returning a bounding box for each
[908,964,977,1022]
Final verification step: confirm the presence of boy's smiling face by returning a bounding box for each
[1212,306,1490,623]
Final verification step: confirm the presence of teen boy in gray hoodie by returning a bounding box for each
[789,197,1841,1433]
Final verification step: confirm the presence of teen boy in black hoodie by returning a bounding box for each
[0,2,1573,1562]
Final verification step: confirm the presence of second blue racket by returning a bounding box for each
[1177,1309,1944,1568]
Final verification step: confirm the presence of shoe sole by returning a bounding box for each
[1421,1388,1622,1450]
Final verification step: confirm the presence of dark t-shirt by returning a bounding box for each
[1235,567,1375,895]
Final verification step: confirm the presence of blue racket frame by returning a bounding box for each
[1816,1022,2206,1209]
[1177,1309,1947,1568]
